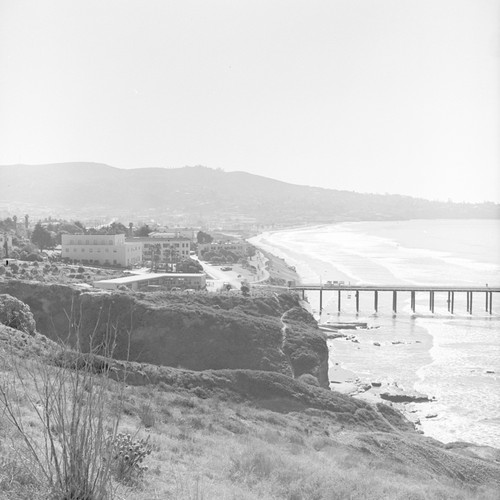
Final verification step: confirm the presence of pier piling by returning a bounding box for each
[291,285,497,316]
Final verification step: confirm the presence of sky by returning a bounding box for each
[0,0,499,203]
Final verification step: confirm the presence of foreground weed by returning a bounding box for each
[0,303,130,500]
[110,432,151,485]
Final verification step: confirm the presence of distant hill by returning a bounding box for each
[1,162,498,223]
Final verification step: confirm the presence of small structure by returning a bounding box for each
[93,272,206,291]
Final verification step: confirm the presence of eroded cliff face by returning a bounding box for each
[0,280,329,387]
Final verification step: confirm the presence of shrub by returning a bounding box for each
[297,373,320,387]
[110,433,151,484]
[78,266,85,273]
[138,404,156,428]
[10,263,19,273]
[0,265,5,275]
[0,294,37,334]
[26,253,43,262]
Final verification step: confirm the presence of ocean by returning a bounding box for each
[249,219,500,448]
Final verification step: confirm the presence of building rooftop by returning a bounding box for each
[127,235,191,242]
[94,272,205,285]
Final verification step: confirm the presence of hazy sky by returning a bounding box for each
[1,0,499,202]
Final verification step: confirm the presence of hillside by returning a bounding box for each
[1,321,499,499]
[0,281,329,387]
[1,163,498,223]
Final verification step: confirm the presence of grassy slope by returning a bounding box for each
[1,325,499,500]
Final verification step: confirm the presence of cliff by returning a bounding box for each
[0,280,328,387]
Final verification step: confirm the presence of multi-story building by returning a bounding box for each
[61,234,142,267]
[198,240,250,258]
[128,236,191,263]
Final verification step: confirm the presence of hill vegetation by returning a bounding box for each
[1,163,498,224]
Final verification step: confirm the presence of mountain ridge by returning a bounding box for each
[1,162,498,223]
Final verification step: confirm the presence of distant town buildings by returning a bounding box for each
[61,234,142,267]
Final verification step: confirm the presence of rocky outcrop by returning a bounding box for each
[0,280,329,385]
[281,306,329,388]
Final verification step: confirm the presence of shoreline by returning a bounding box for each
[251,232,436,408]
[249,227,500,449]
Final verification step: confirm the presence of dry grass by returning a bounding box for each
[0,344,498,499]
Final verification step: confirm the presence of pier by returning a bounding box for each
[290,284,499,315]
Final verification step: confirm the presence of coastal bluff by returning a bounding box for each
[0,280,329,387]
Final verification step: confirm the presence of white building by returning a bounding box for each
[62,233,142,267]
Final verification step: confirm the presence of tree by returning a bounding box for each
[74,220,86,233]
[197,231,213,244]
[135,225,152,237]
[108,222,128,235]
[150,243,162,272]
[176,258,203,273]
[31,222,53,250]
